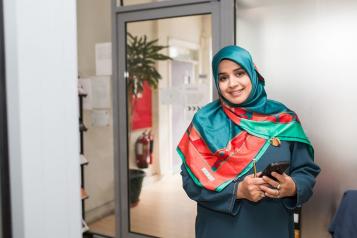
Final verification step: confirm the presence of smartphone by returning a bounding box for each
[259,161,290,180]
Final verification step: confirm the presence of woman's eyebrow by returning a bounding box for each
[218,67,242,75]
[233,67,243,71]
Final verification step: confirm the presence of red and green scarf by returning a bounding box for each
[177,45,313,192]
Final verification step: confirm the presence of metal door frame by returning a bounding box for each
[112,1,236,237]
[0,0,12,237]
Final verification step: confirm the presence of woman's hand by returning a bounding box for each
[236,173,267,202]
[260,172,297,199]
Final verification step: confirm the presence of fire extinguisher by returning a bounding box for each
[148,130,154,164]
[135,131,153,168]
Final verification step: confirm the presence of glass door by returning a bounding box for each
[113,1,236,237]
[126,15,212,238]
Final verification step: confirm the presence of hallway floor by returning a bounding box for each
[89,173,196,238]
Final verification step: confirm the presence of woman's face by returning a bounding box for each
[218,59,252,105]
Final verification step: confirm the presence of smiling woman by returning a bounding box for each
[218,59,252,105]
[177,45,320,238]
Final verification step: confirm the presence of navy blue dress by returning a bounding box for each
[181,141,320,238]
[329,190,357,237]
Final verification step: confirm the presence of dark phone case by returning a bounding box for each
[259,161,290,180]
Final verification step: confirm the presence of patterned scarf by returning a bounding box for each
[177,45,313,192]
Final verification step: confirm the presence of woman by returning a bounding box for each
[177,45,320,238]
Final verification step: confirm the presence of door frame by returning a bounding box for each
[0,0,13,237]
[112,1,236,237]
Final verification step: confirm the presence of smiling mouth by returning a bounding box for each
[229,89,244,96]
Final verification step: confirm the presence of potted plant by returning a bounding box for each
[126,32,171,207]
[126,32,171,98]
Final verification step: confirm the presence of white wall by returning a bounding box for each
[4,0,82,237]
[77,0,112,78]
[76,0,115,222]
[236,0,357,237]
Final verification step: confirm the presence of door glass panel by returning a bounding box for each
[126,15,212,237]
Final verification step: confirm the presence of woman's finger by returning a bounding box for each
[260,185,281,197]
[262,190,280,199]
[262,176,280,188]
[271,172,285,183]
[245,173,256,179]
[251,190,265,202]
[252,177,267,185]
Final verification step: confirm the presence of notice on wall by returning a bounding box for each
[78,76,111,110]
[95,42,112,76]
[91,76,111,109]
[91,110,110,127]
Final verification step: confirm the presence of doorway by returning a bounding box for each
[113,1,236,237]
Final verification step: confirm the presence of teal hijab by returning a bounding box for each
[213,45,280,112]
[177,45,313,191]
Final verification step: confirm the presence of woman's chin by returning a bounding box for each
[226,96,247,105]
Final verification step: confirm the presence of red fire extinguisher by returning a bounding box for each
[148,130,154,164]
[135,130,154,168]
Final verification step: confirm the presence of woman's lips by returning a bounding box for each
[229,89,243,97]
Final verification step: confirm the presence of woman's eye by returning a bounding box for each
[219,76,228,82]
[235,71,246,77]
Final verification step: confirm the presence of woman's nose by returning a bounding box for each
[228,76,239,88]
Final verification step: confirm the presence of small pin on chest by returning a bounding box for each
[270,137,281,147]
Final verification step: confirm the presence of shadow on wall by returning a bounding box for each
[236,0,357,237]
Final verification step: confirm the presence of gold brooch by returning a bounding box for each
[270,137,281,147]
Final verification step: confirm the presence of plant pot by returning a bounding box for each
[129,169,145,207]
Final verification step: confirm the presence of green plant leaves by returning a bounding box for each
[126,33,171,97]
